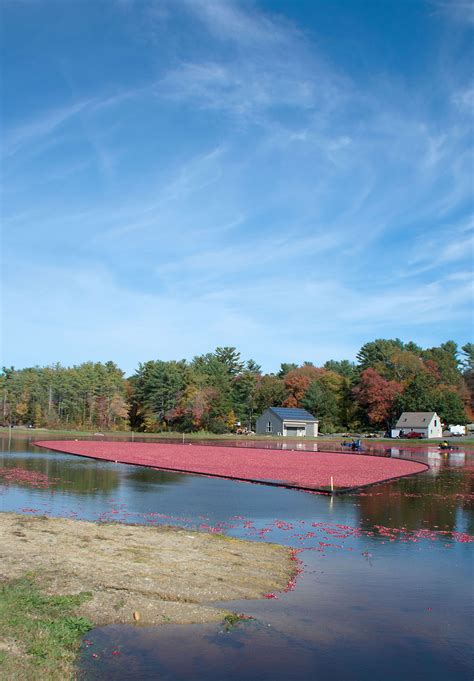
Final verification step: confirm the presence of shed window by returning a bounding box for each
[267,421,273,433]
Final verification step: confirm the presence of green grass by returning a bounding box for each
[222,612,254,631]
[0,575,93,680]
[372,437,474,446]
[3,426,473,446]
[1,426,321,442]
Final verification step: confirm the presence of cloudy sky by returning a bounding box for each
[2,0,473,374]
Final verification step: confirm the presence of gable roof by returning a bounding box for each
[395,412,438,428]
[268,407,317,422]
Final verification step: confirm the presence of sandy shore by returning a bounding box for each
[0,512,294,627]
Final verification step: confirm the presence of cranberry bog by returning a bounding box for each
[33,440,428,493]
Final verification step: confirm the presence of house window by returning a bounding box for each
[434,420,437,427]
[267,421,273,433]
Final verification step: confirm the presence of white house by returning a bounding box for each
[256,407,318,437]
[392,412,442,439]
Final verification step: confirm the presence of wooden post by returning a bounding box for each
[330,476,334,493]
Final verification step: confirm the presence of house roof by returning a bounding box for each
[268,407,317,422]
[395,412,438,428]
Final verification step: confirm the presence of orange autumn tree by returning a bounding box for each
[353,368,403,429]
[283,366,324,407]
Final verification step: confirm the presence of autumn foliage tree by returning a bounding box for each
[353,368,403,429]
[1,337,469,434]
[283,366,323,407]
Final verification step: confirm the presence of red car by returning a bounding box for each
[404,431,423,439]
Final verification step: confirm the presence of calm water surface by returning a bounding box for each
[1,434,472,680]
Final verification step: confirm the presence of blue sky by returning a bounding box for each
[2,0,473,375]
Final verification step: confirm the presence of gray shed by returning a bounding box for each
[256,407,318,437]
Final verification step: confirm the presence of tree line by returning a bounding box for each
[1,340,473,433]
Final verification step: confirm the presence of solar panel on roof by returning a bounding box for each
[269,407,316,421]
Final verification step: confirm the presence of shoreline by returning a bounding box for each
[0,512,294,679]
[2,426,473,447]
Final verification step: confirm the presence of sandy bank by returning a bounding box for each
[0,512,293,627]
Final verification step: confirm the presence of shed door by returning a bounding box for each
[285,427,298,436]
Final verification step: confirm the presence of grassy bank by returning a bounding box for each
[2,426,297,441]
[3,427,473,447]
[0,576,92,680]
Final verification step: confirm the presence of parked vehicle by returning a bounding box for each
[404,431,423,439]
[447,425,466,436]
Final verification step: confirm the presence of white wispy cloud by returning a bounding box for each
[156,0,344,123]
[431,0,474,25]
[452,85,474,112]
[93,145,226,240]
[3,99,93,157]
[340,277,473,326]
[5,258,471,373]
[2,0,473,371]
[182,0,298,47]
[404,217,474,276]
[158,59,319,119]
[2,85,149,159]
[157,231,343,288]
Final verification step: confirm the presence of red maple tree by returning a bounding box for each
[354,368,403,427]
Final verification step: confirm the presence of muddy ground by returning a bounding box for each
[0,512,293,627]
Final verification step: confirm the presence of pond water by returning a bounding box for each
[1,434,472,680]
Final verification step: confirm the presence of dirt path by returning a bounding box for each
[0,512,293,627]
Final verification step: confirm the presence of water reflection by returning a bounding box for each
[80,592,473,681]
[125,469,184,486]
[449,451,466,466]
[0,438,184,497]
[0,450,120,496]
[357,472,467,533]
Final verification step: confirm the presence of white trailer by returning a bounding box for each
[448,424,466,436]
